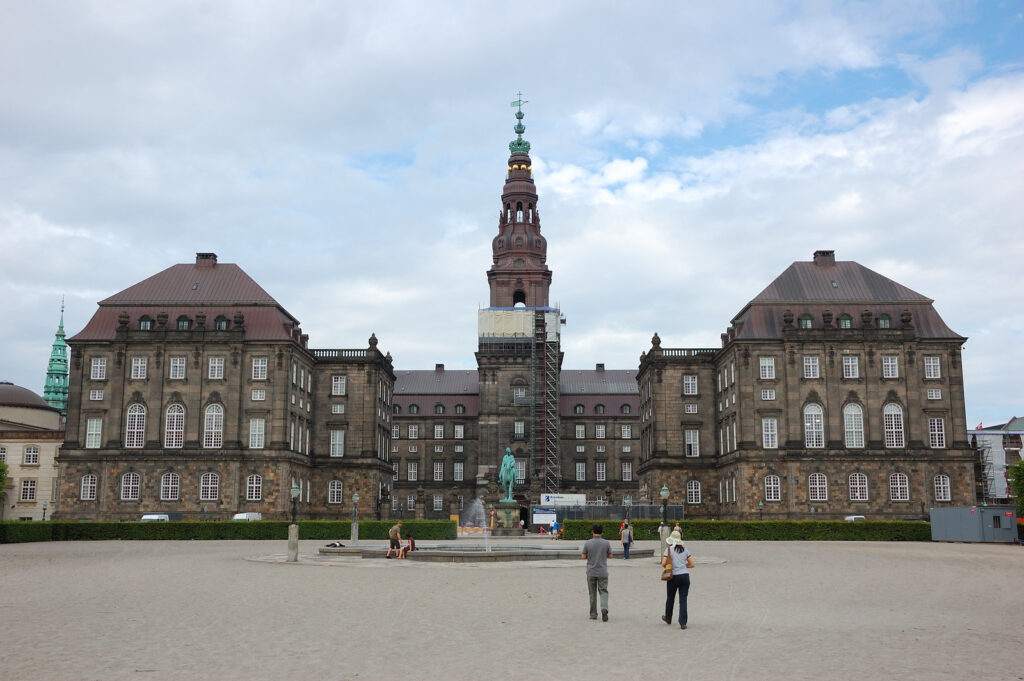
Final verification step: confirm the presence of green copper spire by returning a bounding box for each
[43,299,69,414]
[509,92,531,154]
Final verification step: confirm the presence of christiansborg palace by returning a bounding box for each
[52,109,976,521]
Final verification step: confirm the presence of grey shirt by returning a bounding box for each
[582,536,612,577]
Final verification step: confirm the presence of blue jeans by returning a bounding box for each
[587,576,609,617]
[622,542,631,559]
[665,573,690,626]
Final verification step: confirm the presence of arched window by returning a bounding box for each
[574,404,585,415]
[176,315,191,330]
[799,314,813,329]
[121,472,140,500]
[877,313,891,329]
[808,473,828,501]
[512,290,526,307]
[595,404,605,415]
[409,404,419,415]
[434,404,445,415]
[843,404,864,448]
[889,472,909,501]
[161,473,180,500]
[883,403,905,448]
[165,404,185,448]
[80,474,98,501]
[393,405,401,414]
[849,473,868,501]
[203,404,223,449]
[214,315,229,331]
[838,313,853,329]
[246,474,263,501]
[455,404,465,415]
[125,404,146,448]
[934,475,951,502]
[138,316,153,331]
[803,404,824,448]
[686,480,701,504]
[764,475,781,501]
[200,472,220,500]
[621,404,631,415]
[328,480,344,504]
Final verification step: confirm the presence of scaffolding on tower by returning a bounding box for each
[533,311,561,494]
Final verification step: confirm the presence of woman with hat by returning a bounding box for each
[660,530,694,629]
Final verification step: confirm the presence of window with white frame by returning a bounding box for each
[928,418,946,448]
[686,480,701,504]
[595,424,606,439]
[804,404,824,448]
[252,357,268,380]
[454,445,463,453]
[454,461,464,481]
[330,430,345,457]
[89,389,104,401]
[576,445,585,453]
[80,474,97,501]
[513,386,527,402]
[203,404,223,448]
[761,388,776,401]
[934,475,951,502]
[249,418,265,449]
[685,429,700,456]
[246,474,262,501]
[596,461,606,481]
[762,418,778,449]
[849,473,868,501]
[843,404,864,448]
[408,445,417,452]
[125,404,146,448]
[596,445,606,453]
[889,472,909,501]
[454,424,464,439]
[759,357,775,380]
[683,375,698,395]
[924,356,941,379]
[684,403,698,414]
[883,403,905,448]
[621,404,631,415]
[251,389,266,401]
[131,356,148,380]
[208,357,224,380]
[332,375,346,395]
[842,356,859,379]
[838,314,853,329]
[407,462,418,481]
[0,445,5,462]
[121,472,140,500]
[21,479,36,501]
[327,480,343,504]
[515,459,526,483]
[433,461,444,481]
[392,425,400,438]
[433,495,444,511]
[877,314,891,328]
[409,405,419,415]
[85,418,103,448]
[622,461,632,481]
[764,475,781,501]
[408,424,419,439]
[160,472,180,501]
[622,445,631,454]
[434,424,444,439]
[621,425,632,438]
[575,462,585,481]
[164,404,184,448]
[799,315,813,329]
[407,495,416,510]
[882,355,899,378]
[332,404,344,414]
[808,473,828,501]
[200,473,220,500]
[575,424,585,439]
[90,357,107,380]
[169,356,186,380]
[803,356,819,379]
[927,388,942,400]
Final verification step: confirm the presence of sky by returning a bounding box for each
[1,1,1022,428]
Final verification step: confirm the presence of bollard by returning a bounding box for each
[287,523,299,563]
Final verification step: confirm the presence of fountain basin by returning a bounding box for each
[319,544,655,563]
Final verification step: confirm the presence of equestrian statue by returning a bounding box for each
[498,447,517,502]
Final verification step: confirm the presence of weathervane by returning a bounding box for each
[509,91,531,154]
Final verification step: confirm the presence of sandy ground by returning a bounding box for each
[1,536,1022,681]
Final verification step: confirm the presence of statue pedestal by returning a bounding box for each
[491,500,524,537]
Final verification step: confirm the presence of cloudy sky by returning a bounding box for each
[1,1,1022,427]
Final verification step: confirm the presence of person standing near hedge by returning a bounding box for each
[661,530,694,629]
[581,524,613,621]
[620,520,634,559]
[386,521,403,559]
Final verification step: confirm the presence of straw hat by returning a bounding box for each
[665,530,685,546]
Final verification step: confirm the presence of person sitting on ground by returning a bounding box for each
[398,533,416,559]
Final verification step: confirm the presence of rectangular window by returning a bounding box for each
[621,425,632,439]
[849,474,868,501]
[331,404,344,414]
[621,461,632,481]
[515,459,526,483]
[249,418,265,449]
[934,476,951,502]
[575,424,585,439]
[332,375,346,395]
[576,445,585,453]
[251,389,266,401]
[595,424,606,439]
[761,388,776,401]
[454,424,465,439]
[23,446,39,465]
[924,356,941,379]
[513,386,527,402]
[759,357,775,380]
[392,425,400,438]
[408,425,419,439]
[842,356,859,379]
[21,479,37,501]
[86,418,103,448]
[433,495,443,512]
[621,445,631,454]
[882,355,899,379]
[90,357,106,380]
[762,418,778,449]
[596,461,606,481]
[433,461,444,481]
[330,430,345,457]
[684,403,698,414]
[169,356,186,380]
[89,389,104,401]
[454,445,464,453]
[81,475,97,501]
[454,461,464,481]
[595,445,606,453]
[407,495,416,510]
[683,375,698,395]
[927,388,942,400]
[434,424,444,439]
[929,418,946,449]
[407,462,418,481]
[252,357,268,380]
[575,462,586,481]
[131,357,148,379]
[208,357,224,380]
[765,476,781,502]
[685,429,700,457]
[803,356,819,379]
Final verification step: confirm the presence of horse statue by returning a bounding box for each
[498,447,517,501]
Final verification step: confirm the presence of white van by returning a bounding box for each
[844,515,866,522]
[232,512,262,521]
[140,514,169,522]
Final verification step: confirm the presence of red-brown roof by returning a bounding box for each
[100,262,282,307]
[69,306,297,342]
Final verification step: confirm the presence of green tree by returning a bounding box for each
[0,460,8,503]
[1008,459,1024,516]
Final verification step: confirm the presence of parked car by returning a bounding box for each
[844,515,866,522]
[232,512,262,521]
[140,514,169,522]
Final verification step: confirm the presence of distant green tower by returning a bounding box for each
[43,300,69,414]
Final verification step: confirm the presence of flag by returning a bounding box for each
[975,422,983,429]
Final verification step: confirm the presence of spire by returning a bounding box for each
[43,298,69,414]
[509,93,531,154]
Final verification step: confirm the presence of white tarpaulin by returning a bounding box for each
[478,309,560,341]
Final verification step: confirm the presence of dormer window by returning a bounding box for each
[838,314,853,329]
[877,314,891,329]
[574,404,584,415]
[595,404,605,414]
[455,404,465,415]
[138,316,152,331]
[409,404,419,415]
[621,404,631,415]
[799,315,813,329]
[176,315,191,330]
[214,315,229,331]
[434,404,445,415]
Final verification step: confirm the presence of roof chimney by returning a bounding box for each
[196,252,218,268]
[435,363,444,372]
[813,250,835,266]
[595,363,605,371]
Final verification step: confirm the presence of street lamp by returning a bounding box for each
[758,500,764,520]
[42,502,48,521]
[660,485,670,526]
[290,483,300,524]
[351,492,360,546]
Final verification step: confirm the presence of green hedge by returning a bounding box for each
[562,519,932,542]
[0,519,456,544]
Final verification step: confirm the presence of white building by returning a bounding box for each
[0,382,63,521]
[970,417,1023,501]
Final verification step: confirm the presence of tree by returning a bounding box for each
[0,460,7,503]
[1008,459,1024,517]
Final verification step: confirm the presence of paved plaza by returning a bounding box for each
[1,536,1022,680]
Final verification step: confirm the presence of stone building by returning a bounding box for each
[637,250,976,519]
[1,382,63,521]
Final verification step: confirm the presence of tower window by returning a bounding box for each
[512,290,526,307]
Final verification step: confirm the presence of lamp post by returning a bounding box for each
[351,492,360,546]
[290,483,300,524]
[660,485,670,525]
[42,502,48,521]
[287,482,300,563]
[758,500,764,521]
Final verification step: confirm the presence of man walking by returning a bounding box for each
[581,524,613,621]
[386,520,403,558]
